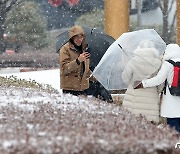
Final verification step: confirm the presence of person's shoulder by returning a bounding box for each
[163,60,171,65]
[162,60,174,69]
[60,42,70,52]
[63,42,69,49]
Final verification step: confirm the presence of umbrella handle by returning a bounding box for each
[91,28,95,34]
[91,28,98,34]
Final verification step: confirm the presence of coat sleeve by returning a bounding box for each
[88,70,97,82]
[142,61,170,88]
[59,46,79,75]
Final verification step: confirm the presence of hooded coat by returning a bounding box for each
[59,26,91,91]
[142,44,180,118]
[122,40,162,123]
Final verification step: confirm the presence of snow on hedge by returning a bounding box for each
[0,86,179,154]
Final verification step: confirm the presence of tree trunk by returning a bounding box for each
[162,0,169,43]
[0,4,6,54]
[0,0,18,54]
[137,0,142,30]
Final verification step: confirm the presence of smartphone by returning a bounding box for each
[84,51,90,59]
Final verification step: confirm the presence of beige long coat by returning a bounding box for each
[59,26,91,91]
[122,48,162,123]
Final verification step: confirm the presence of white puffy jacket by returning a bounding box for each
[142,44,180,118]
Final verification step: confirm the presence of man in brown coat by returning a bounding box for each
[59,25,92,96]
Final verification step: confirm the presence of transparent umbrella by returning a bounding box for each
[92,29,166,90]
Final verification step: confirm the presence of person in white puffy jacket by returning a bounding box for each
[142,44,180,133]
[122,40,162,123]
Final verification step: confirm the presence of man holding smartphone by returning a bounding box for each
[59,25,93,96]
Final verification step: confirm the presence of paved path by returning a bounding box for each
[0,69,61,92]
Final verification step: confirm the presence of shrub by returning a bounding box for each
[75,9,104,30]
[0,76,58,93]
[5,1,49,51]
[0,52,59,68]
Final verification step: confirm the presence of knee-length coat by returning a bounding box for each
[122,47,162,122]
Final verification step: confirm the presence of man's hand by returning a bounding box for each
[78,52,91,62]
[134,82,144,89]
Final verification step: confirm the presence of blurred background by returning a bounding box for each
[0,0,177,67]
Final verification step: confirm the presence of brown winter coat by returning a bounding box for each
[59,26,91,91]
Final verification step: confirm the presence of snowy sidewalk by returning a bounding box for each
[0,68,125,103]
[0,68,61,91]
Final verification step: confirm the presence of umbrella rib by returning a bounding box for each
[118,44,122,49]
[118,44,130,57]
[121,48,133,89]
[118,43,133,89]
[107,54,118,90]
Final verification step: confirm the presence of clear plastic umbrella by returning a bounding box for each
[92,29,166,90]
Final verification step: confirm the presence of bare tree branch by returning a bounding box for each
[170,9,176,33]
[6,0,18,12]
[158,0,163,11]
[0,0,12,5]
[168,0,175,14]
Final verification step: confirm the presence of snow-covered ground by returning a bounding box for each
[0,68,61,92]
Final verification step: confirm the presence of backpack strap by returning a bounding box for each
[163,79,167,95]
[163,60,176,95]
[167,59,180,67]
[166,59,176,66]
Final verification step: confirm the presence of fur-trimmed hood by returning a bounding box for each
[133,48,160,59]
[133,40,160,59]
[68,25,87,51]
[69,26,85,39]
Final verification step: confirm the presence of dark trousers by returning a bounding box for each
[167,118,180,133]
[62,89,87,96]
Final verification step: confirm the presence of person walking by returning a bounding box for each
[122,40,163,123]
[59,25,92,96]
[140,44,180,133]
